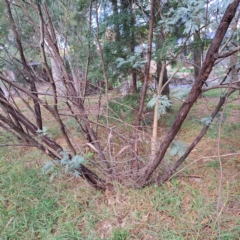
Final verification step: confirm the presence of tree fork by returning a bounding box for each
[138,0,240,186]
[158,89,236,184]
[0,97,106,191]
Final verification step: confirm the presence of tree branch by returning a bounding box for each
[138,0,240,187]
[158,88,236,184]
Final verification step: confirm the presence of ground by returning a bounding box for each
[0,89,240,239]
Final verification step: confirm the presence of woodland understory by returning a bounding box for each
[0,0,240,195]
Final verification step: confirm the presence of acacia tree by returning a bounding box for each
[138,0,240,186]
[0,0,239,191]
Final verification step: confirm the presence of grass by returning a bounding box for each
[0,149,78,239]
[1,160,239,239]
[1,144,239,239]
[203,89,239,99]
[203,89,223,98]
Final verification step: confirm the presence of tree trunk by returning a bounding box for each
[111,0,120,43]
[0,86,106,190]
[156,62,170,98]
[193,31,202,81]
[154,4,170,99]
[151,63,165,158]
[136,0,155,127]
[50,55,65,93]
[4,0,43,130]
[83,0,92,99]
[137,0,240,186]
[0,70,16,98]
[231,59,238,80]
[132,72,137,93]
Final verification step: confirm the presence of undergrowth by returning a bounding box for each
[0,95,239,239]
[102,94,153,124]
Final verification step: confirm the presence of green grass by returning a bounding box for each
[203,89,223,98]
[203,89,239,99]
[227,103,240,111]
[112,228,128,240]
[0,145,239,239]
[205,160,219,168]
[0,149,81,239]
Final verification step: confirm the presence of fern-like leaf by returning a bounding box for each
[170,141,187,157]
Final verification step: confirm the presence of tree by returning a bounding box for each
[0,0,239,191]
[138,0,240,186]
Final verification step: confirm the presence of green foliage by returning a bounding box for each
[116,53,147,70]
[155,37,180,61]
[58,150,85,170]
[193,112,227,131]
[147,95,172,119]
[42,161,55,174]
[159,0,205,35]
[171,87,191,100]
[200,116,213,127]
[37,125,61,140]
[36,126,50,136]
[42,150,86,180]
[69,155,85,171]
[170,141,187,157]
[210,0,234,15]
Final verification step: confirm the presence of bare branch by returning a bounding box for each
[216,46,240,60]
